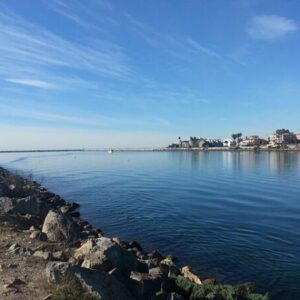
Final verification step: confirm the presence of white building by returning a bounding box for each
[223,139,236,148]
[269,131,297,145]
[240,136,260,147]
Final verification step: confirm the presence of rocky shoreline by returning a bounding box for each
[0,166,268,300]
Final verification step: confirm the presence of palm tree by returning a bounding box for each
[231,133,242,146]
[237,133,242,145]
[178,136,181,147]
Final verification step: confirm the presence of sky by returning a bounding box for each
[0,0,299,150]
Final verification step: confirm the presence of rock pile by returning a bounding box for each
[0,167,268,300]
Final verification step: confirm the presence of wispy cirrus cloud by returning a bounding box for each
[124,13,220,62]
[248,15,298,40]
[186,38,220,58]
[0,9,131,92]
[5,78,58,90]
[45,0,113,31]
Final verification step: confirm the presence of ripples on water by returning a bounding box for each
[0,151,300,299]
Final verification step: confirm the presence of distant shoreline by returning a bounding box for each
[0,149,84,153]
[1,147,300,153]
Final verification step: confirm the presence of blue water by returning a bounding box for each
[0,151,300,299]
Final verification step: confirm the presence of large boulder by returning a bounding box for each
[74,237,147,275]
[42,210,80,244]
[46,262,135,300]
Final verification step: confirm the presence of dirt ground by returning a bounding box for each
[0,225,56,300]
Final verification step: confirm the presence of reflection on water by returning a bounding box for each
[0,151,300,299]
[174,150,300,175]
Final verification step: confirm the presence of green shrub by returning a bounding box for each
[170,275,268,300]
[52,273,99,300]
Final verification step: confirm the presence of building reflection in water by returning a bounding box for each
[172,151,300,177]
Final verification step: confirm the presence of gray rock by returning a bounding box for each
[34,250,51,260]
[76,237,146,274]
[46,262,71,284]
[0,196,51,219]
[68,201,80,211]
[181,266,202,284]
[47,195,65,207]
[129,241,143,252]
[73,239,95,261]
[8,243,20,251]
[149,267,164,278]
[18,247,33,255]
[129,271,162,300]
[168,292,185,300]
[160,259,180,277]
[60,205,71,214]
[42,210,80,244]
[112,237,130,248]
[8,243,33,256]
[52,251,67,261]
[46,262,134,300]
[30,230,47,241]
[79,220,89,227]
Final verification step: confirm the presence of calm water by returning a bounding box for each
[0,151,300,299]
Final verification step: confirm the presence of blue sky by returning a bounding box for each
[0,0,299,149]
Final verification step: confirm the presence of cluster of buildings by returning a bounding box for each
[168,129,300,149]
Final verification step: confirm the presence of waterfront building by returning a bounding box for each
[189,137,199,148]
[269,129,297,145]
[180,140,190,148]
[223,139,236,148]
[240,135,260,147]
[206,139,223,147]
[240,136,268,147]
[197,138,207,148]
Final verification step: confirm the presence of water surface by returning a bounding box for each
[1,151,300,299]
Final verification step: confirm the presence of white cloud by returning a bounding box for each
[0,10,132,88]
[125,14,221,62]
[186,38,220,58]
[45,0,112,32]
[248,15,298,40]
[5,78,58,90]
